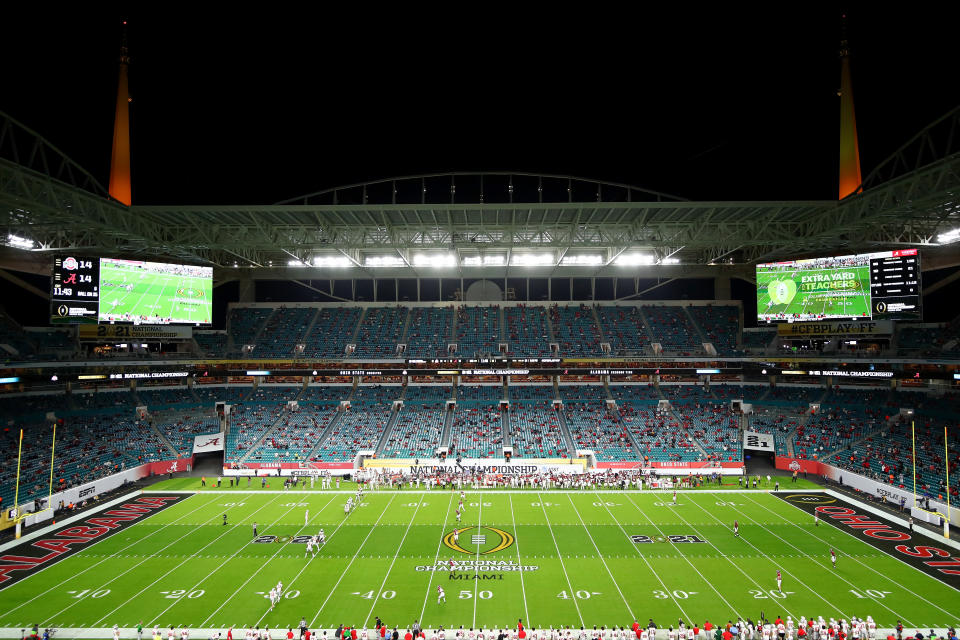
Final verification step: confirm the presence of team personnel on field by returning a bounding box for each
[831,548,836,569]
[437,585,446,603]
[776,569,782,594]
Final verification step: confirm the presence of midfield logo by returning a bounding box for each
[443,526,514,555]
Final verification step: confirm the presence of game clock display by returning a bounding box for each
[50,256,99,324]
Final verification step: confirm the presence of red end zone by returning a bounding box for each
[0,494,186,588]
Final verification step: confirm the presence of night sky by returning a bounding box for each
[2,8,959,327]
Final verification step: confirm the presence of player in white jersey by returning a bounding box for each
[454,529,460,545]
[776,569,782,593]
[762,623,772,640]
[640,628,649,640]
[456,508,462,524]
[668,627,677,640]
[437,584,446,603]
[687,627,695,640]
[114,626,121,640]
[345,498,353,514]
[866,618,875,640]
[830,548,836,569]
[182,628,189,640]
[318,528,326,544]
[276,580,283,596]
[306,538,315,557]
[168,628,176,640]
[269,587,277,609]
[673,490,677,505]
[733,520,739,536]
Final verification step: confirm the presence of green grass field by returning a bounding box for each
[756,265,871,320]
[2,488,958,636]
[98,260,212,325]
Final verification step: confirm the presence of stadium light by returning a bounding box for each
[660,257,680,265]
[287,260,308,267]
[7,234,34,249]
[614,253,654,265]
[463,255,505,267]
[365,256,405,267]
[938,228,960,244]
[413,253,456,267]
[312,256,351,267]
[560,255,603,266]
[511,253,554,266]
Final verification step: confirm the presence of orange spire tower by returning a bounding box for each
[838,15,862,200]
[109,21,132,205]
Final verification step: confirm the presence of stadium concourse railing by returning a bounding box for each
[774,455,960,531]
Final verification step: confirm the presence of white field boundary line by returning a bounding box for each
[143,489,798,495]
[362,493,428,628]
[744,491,960,614]
[142,495,310,628]
[719,492,919,627]
[471,494,483,628]
[535,492,584,628]
[204,494,337,627]
[564,494,635,620]
[600,494,690,622]
[417,493,455,626]
[307,493,399,629]
[0,494,220,618]
[507,494,530,628]
[246,493,358,627]
[36,494,280,628]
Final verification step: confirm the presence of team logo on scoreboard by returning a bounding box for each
[62,257,78,271]
[443,526,514,555]
[177,288,205,298]
[57,305,68,317]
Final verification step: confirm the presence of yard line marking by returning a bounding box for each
[472,493,484,629]
[208,494,338,627]
[593,493,693,621]
[308,493,399,628]
[715,492,916,626]
[363,493,428,628]
[536,492,584,627]
[565,494,634,620]
[35,495,265,626]
[0,494,219,616]
[87,493,287,628]
[142,494,305,627]
[507,494,530,628]
[418,493,455,626]
[740,491,960,620]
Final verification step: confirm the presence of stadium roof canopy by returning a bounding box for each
[0,106,958,281]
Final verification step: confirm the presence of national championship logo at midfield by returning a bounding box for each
[443,526,514,555]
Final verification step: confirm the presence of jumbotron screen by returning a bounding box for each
[51,256,213,325]
[756,249,921,322]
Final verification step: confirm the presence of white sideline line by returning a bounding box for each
[743,491,960,615]
[719,492,920,627]
[143,488,805,495]
[363,493,427,628]
[417,493,455,625]
[0,494,219,617]
[507,494,530,628]
[535,492,583,627]
[308,493,399,628]
[565,494,634,620]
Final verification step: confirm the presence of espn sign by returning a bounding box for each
[743,430,775,452]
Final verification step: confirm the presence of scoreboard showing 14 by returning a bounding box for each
[50,256,100,324]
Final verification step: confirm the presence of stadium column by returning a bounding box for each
[714,275,731,300]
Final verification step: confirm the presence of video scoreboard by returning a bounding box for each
[51,256,100,324]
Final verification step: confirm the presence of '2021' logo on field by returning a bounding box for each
[443,526,514,555]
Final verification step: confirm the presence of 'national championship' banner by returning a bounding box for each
[743,430,775,452]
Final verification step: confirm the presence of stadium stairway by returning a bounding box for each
[300,308,323,346]
[663,401,710,459]
[590,305,606,344]
[635,306,657,346]
[238,405,292,463]
[373,406,403,457]
[440,403,455,448]
[147,417,182,459]
[498,306,506,342]
[347,308,369,350]
[683,306,710,350]
[555,409,577,457]
[305,409,346,460]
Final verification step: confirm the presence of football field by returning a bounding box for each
[2,489,958,637]
[98,260,212,325]
[756,266,871,320]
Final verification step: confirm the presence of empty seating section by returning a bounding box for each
[765,386,822,406]
[449,403,503,457]
[194,332,227,357]
[0,313,34,357]
[405,307,453,357]
[256,307,316,357]
[898,325,960,355]
[228,307,272,350]
[742,329,775,350]
[250,404,336,462]
[619,405,700,461]
[510,401,567,457]
[224,403,283,461]
[194,385,249,404]
[31,330,75,355]
[0,392,72,414]
[642,306,700,354]
[352,385,401,403]
[503,305,550,356]
[710,384,766,403]
[300,386,351,402]
[825,387,892,407]
[303,307,363,357]
[405,385,451,402]
[353,307,408,358]
[564,401,634,460]
[151,408,220,457]
[660,385,713,405]
[559,385,607,401]
[313,405,390,461]
[73,390,135,410]
[550,305,601,356]
[608,385,660,404]
[687,305,739,354]
[457,385,502,402]
[597,306,649,354]
[456,306,500,356]
[509,385,556,401]
[382,404,444,457]
[138,387,196,407]
[249,386,299,403]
